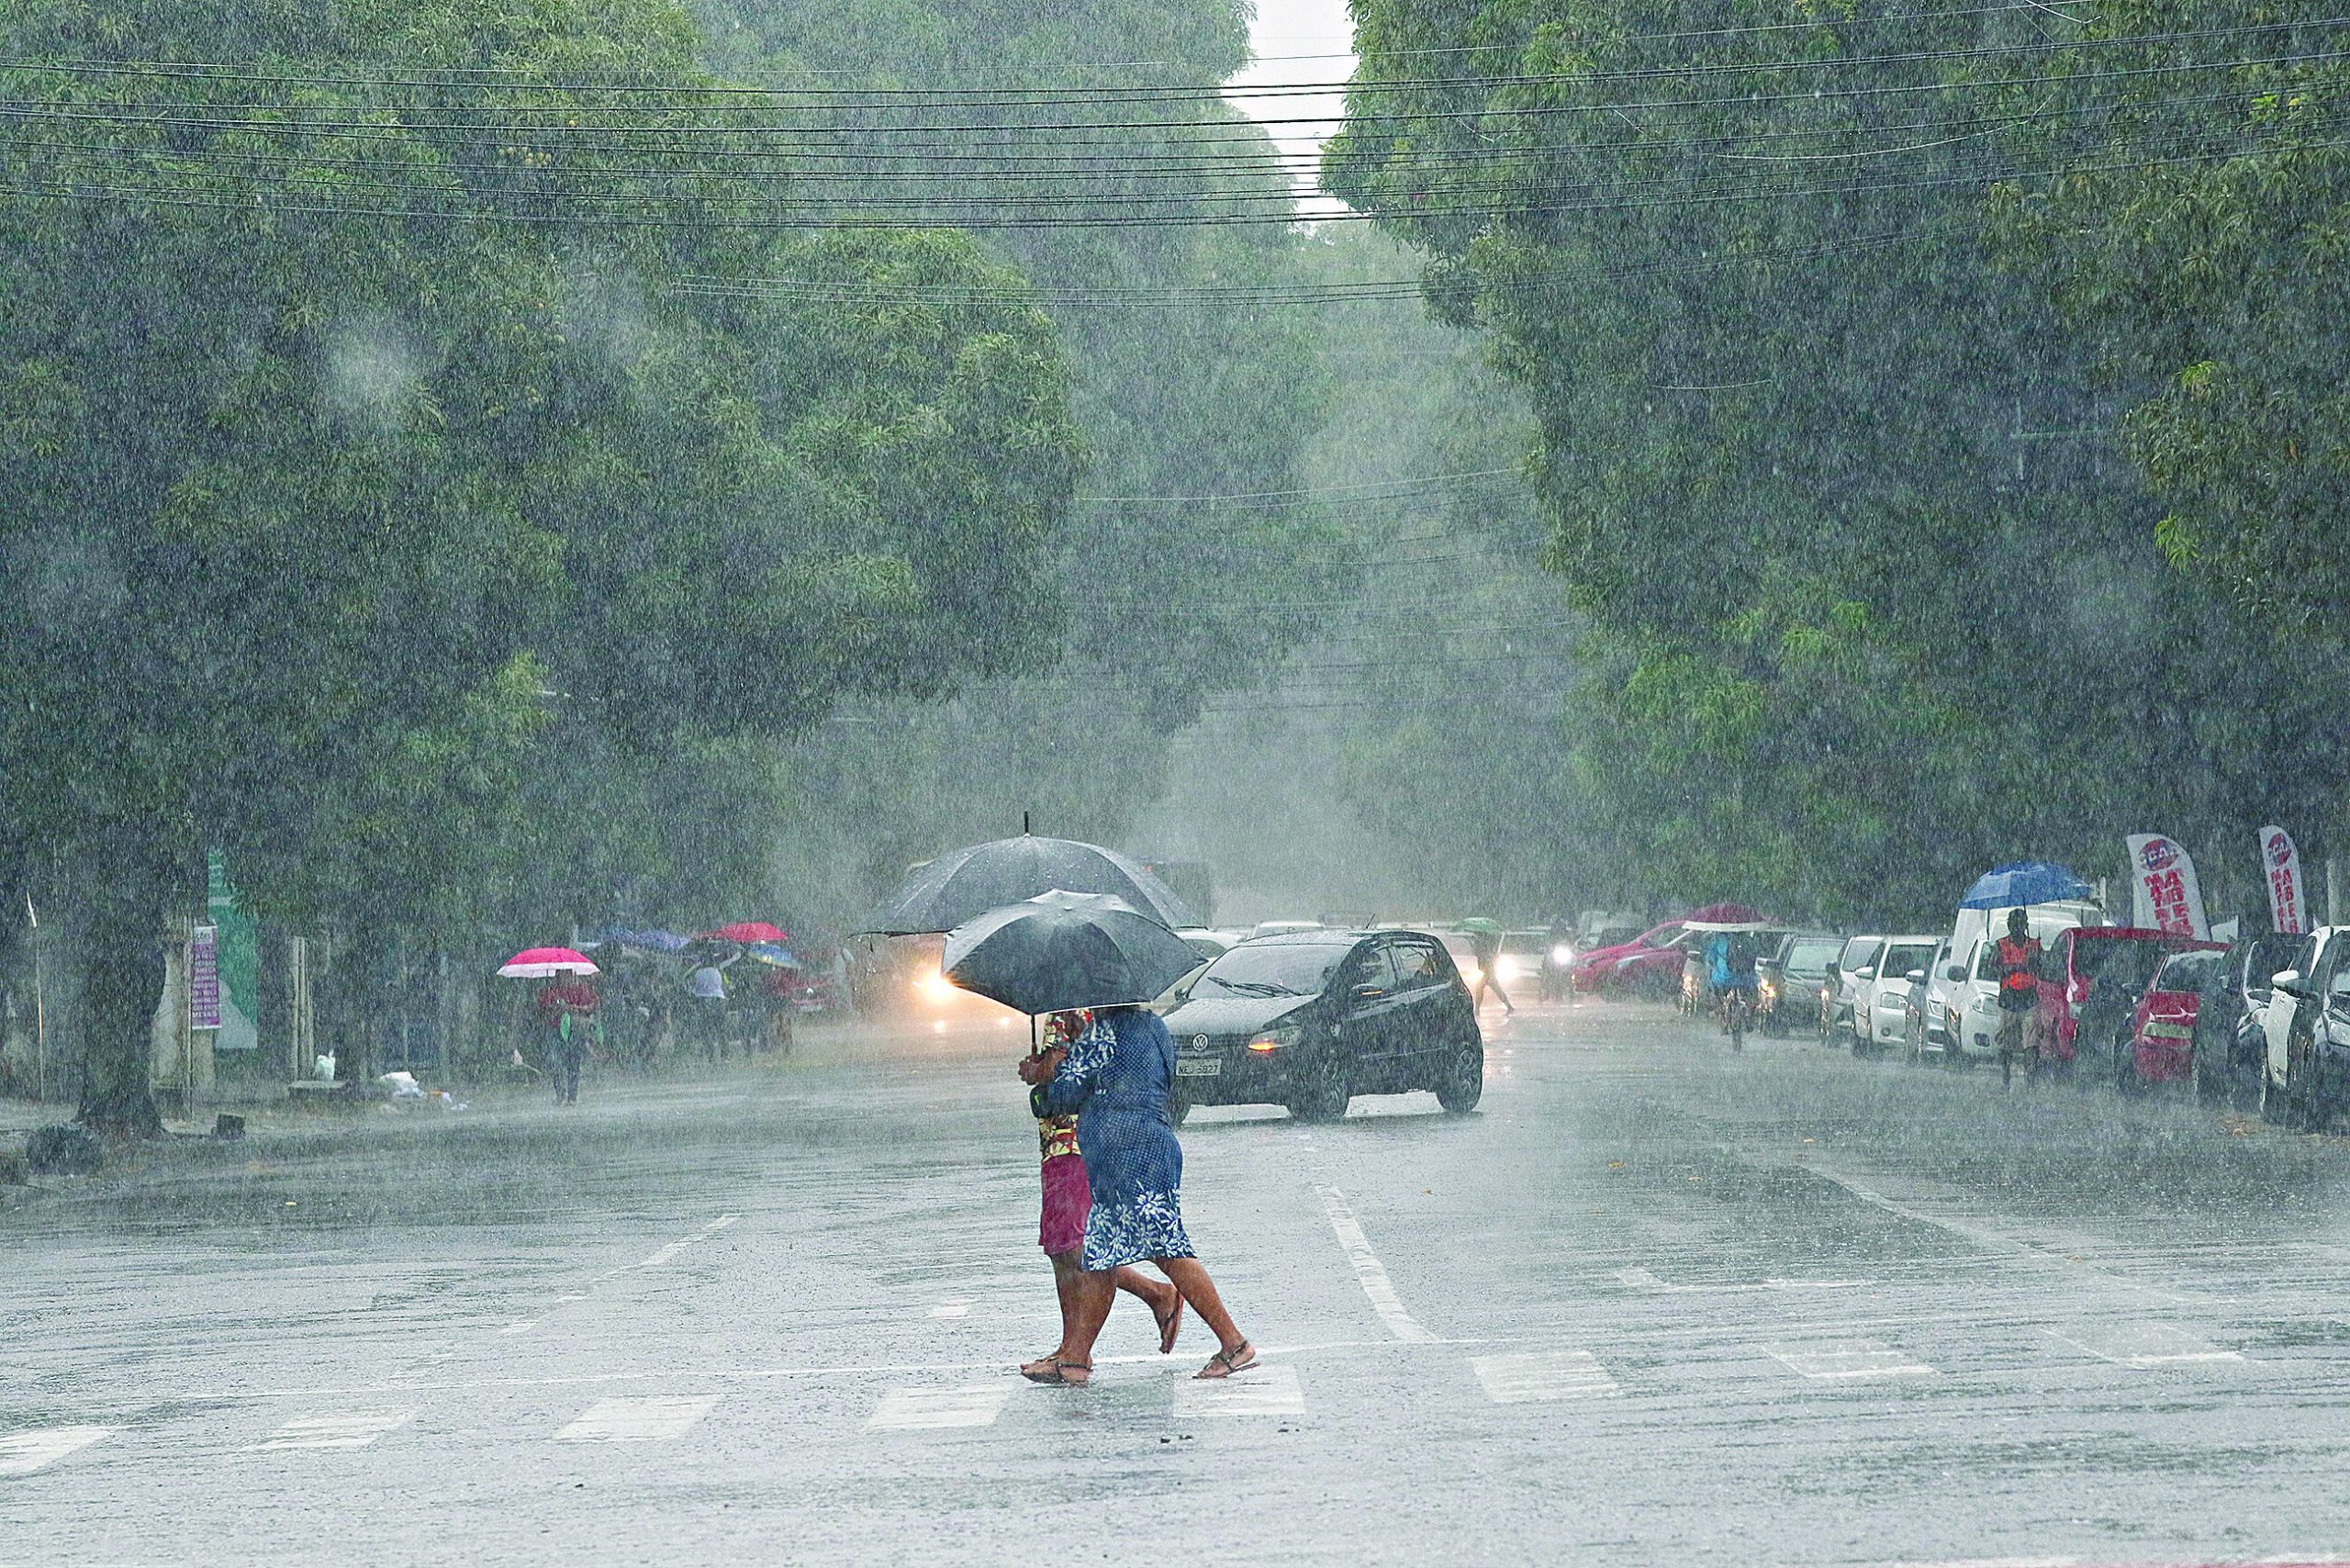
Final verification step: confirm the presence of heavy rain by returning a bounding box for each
[3,0,2348,1563]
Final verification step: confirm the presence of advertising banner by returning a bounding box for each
[2260,825,2307,935]
[2125,834,2210,938]
[190,924,221,1031]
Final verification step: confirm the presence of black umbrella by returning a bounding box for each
[857,834,1198,935]
[943,892,1204,1016]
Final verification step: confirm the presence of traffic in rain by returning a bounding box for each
[5,1,2350,1565]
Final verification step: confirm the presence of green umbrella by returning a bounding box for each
[1456,918,1504,937]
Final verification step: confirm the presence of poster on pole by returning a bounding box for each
[2260,825,2307,935]
[2125,834,2210,937]
[190,924,222,1031]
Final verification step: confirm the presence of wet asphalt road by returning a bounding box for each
[6,997,2350,1567]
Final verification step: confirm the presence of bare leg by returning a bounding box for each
[1155,1256,1246,1355]
[1023,1252,1088,1379]
[1057,1269,1118,1379]
[1115,1264,1181,1350]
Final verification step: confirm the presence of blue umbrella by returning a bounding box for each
[745,942,802,970]
[1958,862,2092,910]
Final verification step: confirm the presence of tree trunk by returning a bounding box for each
[73,857,173,1139]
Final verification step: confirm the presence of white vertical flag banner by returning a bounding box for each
[2126,834,2210,938]
[2260,825,2307,935]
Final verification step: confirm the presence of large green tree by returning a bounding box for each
[1324,0,2350,924]
[0,0,1084,1127]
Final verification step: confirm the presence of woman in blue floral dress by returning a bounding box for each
[1027,1004,1255,1383]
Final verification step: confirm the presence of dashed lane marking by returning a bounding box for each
[0,1426,113,1476]
[252,1412,416,1451]
[555,1395,719,1442]
[2043,1323,2246,1369]
[1171,1363,1305,1418]
[1764,1339,1936,1381]
[1315,1185,1439,1343]
[866,1386,1009,1431]
[637,1213,741,1271]
[1472,1350,1623,1404]
[928,1298,973,1320]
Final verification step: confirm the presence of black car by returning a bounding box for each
[1158,930,1483,1123]
[1757,932,1841,1036]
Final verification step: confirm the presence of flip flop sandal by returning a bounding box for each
[1156,1296,1185,1355]
[1194,1342,1257,1380]
[1022,1356,1091,1386]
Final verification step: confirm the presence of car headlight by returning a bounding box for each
[1248,1026,1301,1053]
[917,973,957,1003]
[1550,944,1574,965]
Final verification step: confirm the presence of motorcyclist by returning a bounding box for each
[1539,916,1573,1002]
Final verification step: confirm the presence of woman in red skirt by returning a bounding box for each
[1020,1009,1181,1383]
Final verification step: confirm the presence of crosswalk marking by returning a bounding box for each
[253,1412,415,1451]
[0,1426,113,1476]
[1472,1350,1623,1403]
[556,1395,718,1441]
[866,1385,1009,1430]
[1171,1363,1305,1418]
[2044,1323,2244,1369]
[1765,1339,1935,1381]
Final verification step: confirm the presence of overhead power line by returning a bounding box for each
[0,16,2322,104]
[3,37,2343,140]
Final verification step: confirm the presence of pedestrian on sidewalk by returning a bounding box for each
[1024,1004,1255,1384]
[1993,909,2043,1091]
[536,972,599,1105]
[1016,1008,1183,1385]
[684,951,732,1062]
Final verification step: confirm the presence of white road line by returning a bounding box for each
[927,1298,973,1320]
[498,1321,539,1337]
[1765,1339,1936,1381]
[1171,1363,1305,1418]
[1472,1350,1623,1404]
[637,1214,742,1271]
[865,1386,1009,1431]
[189,1337,1512,1402]
[1315,1185,1439,1344]
[555,1395,720,1441]
[1616,1266,1874,1294]
[0,1426,113,1476]
[252,1412,415,1451]
[2043,1323,2246,1369]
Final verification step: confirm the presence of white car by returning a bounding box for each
[2262,926,2350,1128]
[1852,936,1939,1055]
[1903,937,1966,1066]
[1825,935,1887,1041]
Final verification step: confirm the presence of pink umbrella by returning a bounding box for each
[699,921,789,945]
[498,946,599,979]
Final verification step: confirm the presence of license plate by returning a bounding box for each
[1174,1058,1221,1078]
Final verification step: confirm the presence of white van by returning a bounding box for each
[1943,900,2106,1062]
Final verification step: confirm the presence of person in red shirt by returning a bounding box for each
[536,975,599,1105]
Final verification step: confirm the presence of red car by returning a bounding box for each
[2030,927,2221,1076]
[1568,921,1688,996]
[2123,946,2230,1088]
